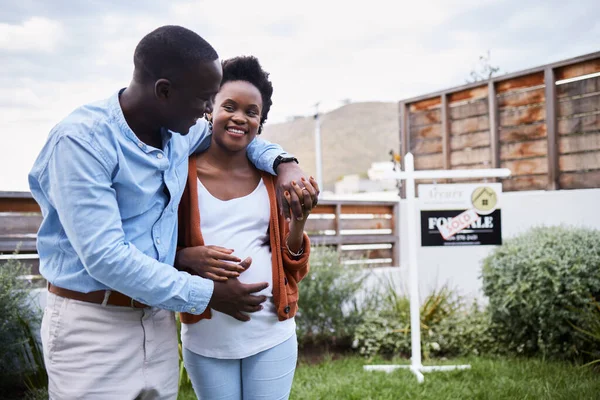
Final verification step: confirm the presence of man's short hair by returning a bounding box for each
[133,25,218,83]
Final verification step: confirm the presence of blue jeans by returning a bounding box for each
[183,334,298,400]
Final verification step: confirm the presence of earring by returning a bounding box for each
[258,124,263,135]
[204,113,213,132]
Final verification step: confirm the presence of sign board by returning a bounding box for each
[418,183,502,246]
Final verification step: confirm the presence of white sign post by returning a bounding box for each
[364,152,511,382]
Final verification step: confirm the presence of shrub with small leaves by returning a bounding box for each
[570,299,600,367]
[352,313,411,358]
[296,246,379,347]
[482,225,600,360]
[352,284,495,359]
[432,302,500,357]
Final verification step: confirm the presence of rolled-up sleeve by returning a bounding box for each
[247,136,293,176]
[42,135,212,314]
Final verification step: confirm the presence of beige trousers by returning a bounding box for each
[41,292,179,400]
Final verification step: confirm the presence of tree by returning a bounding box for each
[467,50,500,83]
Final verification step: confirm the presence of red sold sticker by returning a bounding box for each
[437,209,481,239]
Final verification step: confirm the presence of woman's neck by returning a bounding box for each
[200,137,253,172]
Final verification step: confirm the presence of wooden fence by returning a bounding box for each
[0,192,41,274]
[400,51,600,191]
[304,199,399,267]
[0,193,399,274]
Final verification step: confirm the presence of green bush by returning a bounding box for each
[352,283,496,359]
[296,246,379,348]
[570,298,600,367]
[482,226,600,360]
[0,257,46,395]
[432,302,499,357]
[352,313,409,358]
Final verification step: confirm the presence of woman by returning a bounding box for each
[177,55,318,399]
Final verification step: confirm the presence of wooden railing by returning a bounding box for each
[399,51,600,192]
[0,192,42,273]
[0,193,400,273]
[0,191,40,213]
[305,199,399,267]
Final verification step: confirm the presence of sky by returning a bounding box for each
[1,0,599,191]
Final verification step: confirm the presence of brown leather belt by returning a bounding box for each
[48,283,149,309]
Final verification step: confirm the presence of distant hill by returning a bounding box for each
[262,101,399,190]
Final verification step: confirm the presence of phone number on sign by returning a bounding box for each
[446,234,479,241]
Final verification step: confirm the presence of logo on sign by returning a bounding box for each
[471,186,497,215]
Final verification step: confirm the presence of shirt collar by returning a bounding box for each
[108,88,173,152]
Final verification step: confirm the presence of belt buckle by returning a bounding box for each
[101,290,112,307]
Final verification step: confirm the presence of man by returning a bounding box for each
[29,25,317,399]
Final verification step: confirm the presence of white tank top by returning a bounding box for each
[181,178,295,359]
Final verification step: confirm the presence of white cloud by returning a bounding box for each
[175,0,485,119]
[3,78,123,191]
[0,17,64,52]
[95,15,164,68]
[1,0,599,190]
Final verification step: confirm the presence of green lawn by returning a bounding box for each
[178,356,600,400]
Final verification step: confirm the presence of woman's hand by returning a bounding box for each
[284,176,319,223]
[276,163,319,221]
[175,245,245,282]
[284,177,319,255]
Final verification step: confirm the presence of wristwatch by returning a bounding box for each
[273,155,299,172]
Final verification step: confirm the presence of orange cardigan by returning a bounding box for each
[178,156,310,324]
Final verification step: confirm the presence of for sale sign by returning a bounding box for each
[418,183,502,247]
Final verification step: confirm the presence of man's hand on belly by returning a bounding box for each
[207,257,268,321]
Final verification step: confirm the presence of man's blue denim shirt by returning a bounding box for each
[28,90,290,314]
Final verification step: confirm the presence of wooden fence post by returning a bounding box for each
[488,81,500,169]
[441,94,451,173]
[391,201,400,267]
[335,203,342,255]
[544,67,559,190]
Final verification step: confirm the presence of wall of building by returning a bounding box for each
[364,188,600,302]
